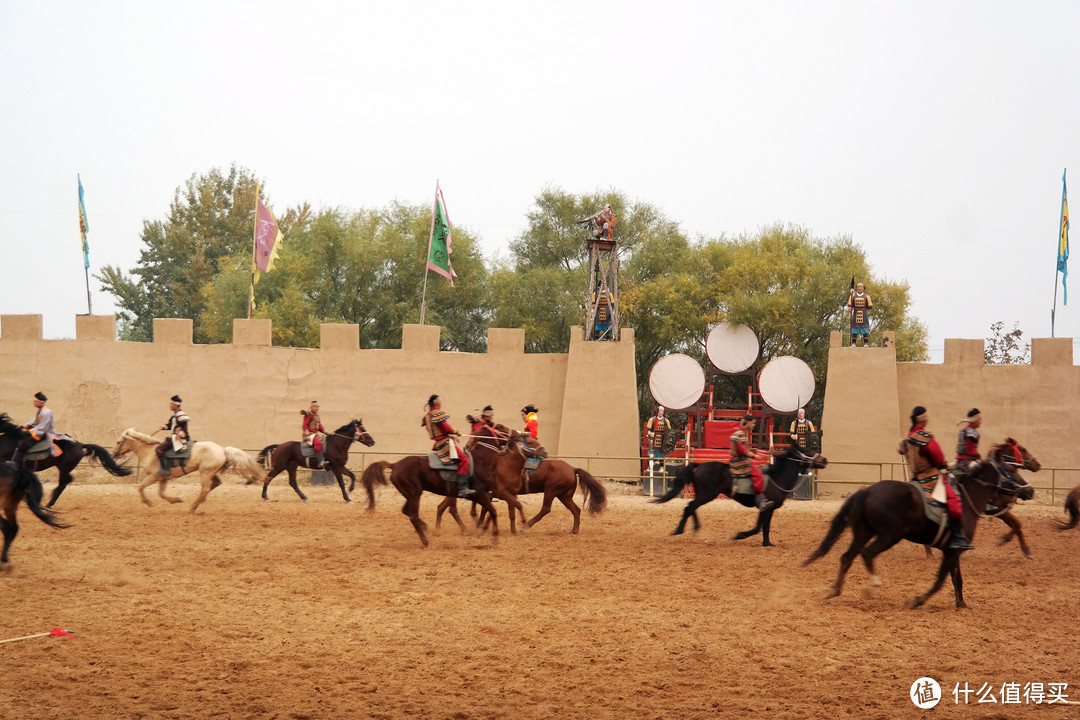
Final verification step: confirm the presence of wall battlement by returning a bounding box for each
[821,330,1080,485]
[0,315,639,478]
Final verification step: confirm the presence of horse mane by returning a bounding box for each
[331,420,357,436]
[123,428,159,444]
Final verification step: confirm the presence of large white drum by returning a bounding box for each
[648,354,706,411]
[757,356,816,413]
[705,323,759,374]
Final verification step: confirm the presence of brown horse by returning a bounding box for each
[433,423,514,534]
[804,442,1036,609]
[256,419,375,503]
[0,461,69,571]
[1058,485,1080,531]
[0,412,132,507]
[359,454,500,548]
[976,440,1040,556]
[479,430,608,534]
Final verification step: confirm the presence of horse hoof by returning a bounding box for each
[0,563,12,574]
[822,587,840,600]
[761,540,774,547]
[670,529,684,536]
[903,596,923,610]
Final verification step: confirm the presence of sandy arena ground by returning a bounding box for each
[1,472,1078,720]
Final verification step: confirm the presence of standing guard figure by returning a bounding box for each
[848,281,873,347]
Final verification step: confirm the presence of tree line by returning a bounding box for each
[98,165,929,422]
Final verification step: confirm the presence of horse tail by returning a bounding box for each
[223,447,267,486]
[256,444,279,470]
[650,463,695,504]
[803,489,865,566]
[15,467,69,530]
[360,460,392,512]
[1058,486,1080,530]
[574,468,607,515]
[82,443,134,477]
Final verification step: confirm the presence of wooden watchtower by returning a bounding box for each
[583,218,620,341]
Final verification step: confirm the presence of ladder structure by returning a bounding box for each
[582,218,620,341]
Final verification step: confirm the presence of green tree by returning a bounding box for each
[202,202,491,350]
[97,165,288,342]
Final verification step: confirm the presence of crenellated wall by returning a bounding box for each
[0,315,640,479]
[821,331,1080,487]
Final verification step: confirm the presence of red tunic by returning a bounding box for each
[302,412,325,452]
[908,426,962,520]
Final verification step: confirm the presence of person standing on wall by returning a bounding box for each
[848,281,873,347]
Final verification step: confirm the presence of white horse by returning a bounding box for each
[113,429,266,514]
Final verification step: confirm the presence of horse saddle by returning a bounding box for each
[733,473,769,497]
[24,437,53,460]
[524,457,542,474]
[910,480,949,545]
[300,443,316,458]
[163,441,194,468]
[427,451,474,482]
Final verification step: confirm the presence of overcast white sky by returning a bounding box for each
[3,1,1079,362]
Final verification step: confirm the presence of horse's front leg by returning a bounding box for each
[444,497,470,535]
[136,471,160,507]
[757,508,777,546]
[331,467,351,503]
[905,551,960,609]
[733,506,765,541]
[671,499,702,535]
[999,512,1030,558]
[158,477,184,504]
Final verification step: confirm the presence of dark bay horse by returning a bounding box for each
[653,447,829,546]
[975,440,1040,556]
[1058,485,1080,531]
[257,419,375,503]
[0,412,132,507]
[0,461,69,570]
[804,443,1036,609]
[359,454,500,548]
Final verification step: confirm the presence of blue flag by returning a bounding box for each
[1059,169,1069,305]
[78,174,90,269]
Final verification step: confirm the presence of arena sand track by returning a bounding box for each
[1,480,1078,719]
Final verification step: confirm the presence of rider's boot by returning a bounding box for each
[946,518,975,551]
[314,452,326,469]
[457,475,475,497]
[755,493,774,510]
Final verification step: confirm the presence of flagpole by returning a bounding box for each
[78,173,92,314]
[419,180,439,326]
[84,266,92,315]
[249,184,260,320]
[1053,168,1068,338]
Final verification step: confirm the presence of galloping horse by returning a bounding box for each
[804,441,1036,609]
[0,461,68,570]
[977,440,1040,556]
[113,429,266,514]
[359,453,501,548]
[482,431,607,534]
[653,446,829,545]
[257,419,375,503]
[1058,485,1080,531]
[433,423,513,534]
[0,412,132,507]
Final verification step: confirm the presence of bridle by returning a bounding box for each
[957,443,1035,516]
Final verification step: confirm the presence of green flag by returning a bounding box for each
[426,182,456,285]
